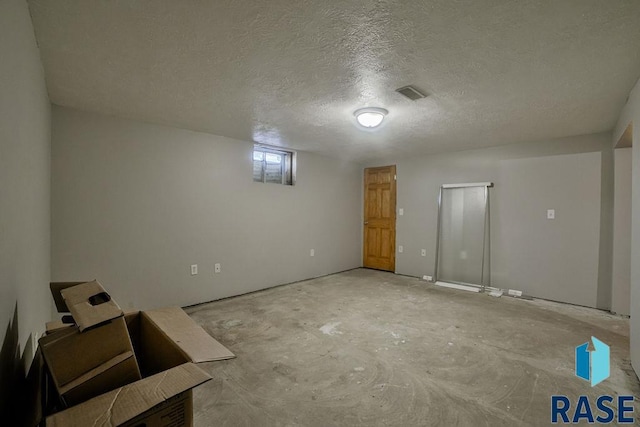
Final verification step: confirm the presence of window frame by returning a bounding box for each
[252,144,296,186]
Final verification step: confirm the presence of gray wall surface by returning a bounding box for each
[613,78,640,375]
[366,132,613,309]
[51,106,362,310]
[0,0,51,421]
[612,147,632,315]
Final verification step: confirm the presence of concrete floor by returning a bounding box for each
[186,268,639,426]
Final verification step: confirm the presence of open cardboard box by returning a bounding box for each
[41,282,235,426]
[41,281,141,408]
[39,316,143,407]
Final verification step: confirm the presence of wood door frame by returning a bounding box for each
[363,165,397,272]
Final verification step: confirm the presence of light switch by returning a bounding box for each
[547,209,555,219]
[399,208,404,216]
[399,245,404,253]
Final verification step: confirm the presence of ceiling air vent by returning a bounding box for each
[395,85,427,101]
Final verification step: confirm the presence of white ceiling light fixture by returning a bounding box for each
[354,107,388,128]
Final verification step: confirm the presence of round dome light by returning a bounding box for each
[354,107,388,128]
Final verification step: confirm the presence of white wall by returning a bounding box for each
[367,132,613,309]
[51,106,362,310]
[0,0,51,421]
[614,78,640,375]
[612,147,632,315]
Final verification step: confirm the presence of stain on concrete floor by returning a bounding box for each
[185,268,640,426]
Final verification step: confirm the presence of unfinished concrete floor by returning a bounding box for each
[185,268,639,426]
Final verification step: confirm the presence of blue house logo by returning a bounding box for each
[575,337,610,387]
[550,338,633,423]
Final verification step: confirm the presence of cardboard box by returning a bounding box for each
[40,281,140,408]
[45,306,235,426]
[46,363,208,427]
[45,320,74,335]
[39,316,142,407]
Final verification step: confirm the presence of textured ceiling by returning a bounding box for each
[28,0,640,161]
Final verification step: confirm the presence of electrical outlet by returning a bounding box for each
[421,249,426,257]
[191,264,198,275]
[547,209,555,219]
[424,275,433,282]
[214,263,221,273]
[310,249,315,257]
[398,245,404,253]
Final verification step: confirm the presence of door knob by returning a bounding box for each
[364,221,369,225]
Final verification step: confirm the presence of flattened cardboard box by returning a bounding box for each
[45,307,235,426]
[141,307,235,363]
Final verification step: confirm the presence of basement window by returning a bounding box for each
[253,145,296,185]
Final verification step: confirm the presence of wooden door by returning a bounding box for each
[363,165,396,271]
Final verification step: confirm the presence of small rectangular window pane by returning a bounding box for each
[253,151,264,161]
[265,162,283,183]
[265,153,282,163]
[253,159,264,182]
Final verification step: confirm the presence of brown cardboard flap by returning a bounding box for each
[39,317,142,407]
[61,280,123,331]
[61,357,142,408]
[46,363,211,427]
[139,312,189,375]
[59,351,134,394]
[45,320,74,335]
[50,282,87,312]
[39,317,135,387]
[143,307,235,362]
